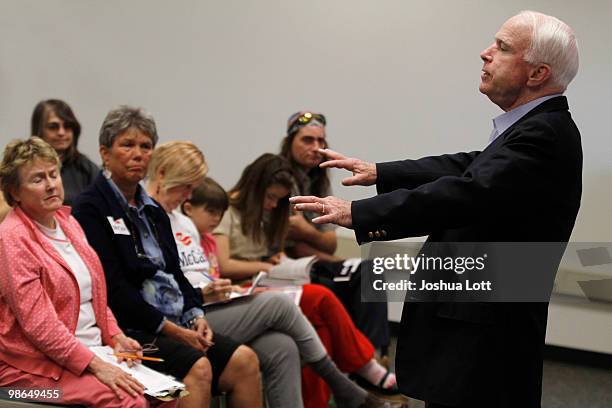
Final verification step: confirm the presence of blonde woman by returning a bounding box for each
[145,141,387,408]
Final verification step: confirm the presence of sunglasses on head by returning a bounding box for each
[287,112,327,135]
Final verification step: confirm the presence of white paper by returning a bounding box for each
[90,346,185,397]
[266,256,317,284]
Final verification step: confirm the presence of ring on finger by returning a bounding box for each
[321,203,326,214]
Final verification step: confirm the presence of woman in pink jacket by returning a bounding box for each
[0,137,153,407]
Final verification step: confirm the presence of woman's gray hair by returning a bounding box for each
[99,106,159,148]
[515,10,579,91]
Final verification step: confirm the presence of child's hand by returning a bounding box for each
[267,252,285,265]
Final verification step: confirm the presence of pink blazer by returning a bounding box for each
[0,206,121,381]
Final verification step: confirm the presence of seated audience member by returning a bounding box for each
[31,99,99,205]
[147,142,389,408]
[71,106,262,408]
[281,111,390,354]
[0,137,154,407]
[280,111,337,261]
[181,177,226,279]
[0,192,9,222]
[213,153,399,407]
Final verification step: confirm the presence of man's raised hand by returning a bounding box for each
[318,148,377,186]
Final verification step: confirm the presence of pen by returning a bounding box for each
[112,353,165,362]
[202,271,216,281]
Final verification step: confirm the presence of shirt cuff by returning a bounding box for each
[181,307,205,327]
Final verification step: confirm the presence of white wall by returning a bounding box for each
[1,0,610,242]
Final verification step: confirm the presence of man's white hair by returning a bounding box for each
[514,10,579,91]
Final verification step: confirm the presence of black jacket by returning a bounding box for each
[61,153,99,205]
[72,173,204,333]
[352,96,582,407]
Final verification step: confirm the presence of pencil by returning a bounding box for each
[112,353,165,362]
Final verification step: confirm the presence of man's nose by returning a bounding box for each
[480,45,493,62]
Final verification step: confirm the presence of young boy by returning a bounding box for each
[181,177,229,279]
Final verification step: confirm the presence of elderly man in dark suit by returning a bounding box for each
[291,10,581,408]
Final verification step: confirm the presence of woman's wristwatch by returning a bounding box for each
[188,315,205,329]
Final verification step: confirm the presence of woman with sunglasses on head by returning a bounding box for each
[0,137,156,407]
[31,99,99,205]
[214,153,398,408]
[280,111,391,362]
[71,106,262,408]
[146,141,390,408]
[281,111,337,261]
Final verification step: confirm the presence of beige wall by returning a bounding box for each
[0,0,610,242]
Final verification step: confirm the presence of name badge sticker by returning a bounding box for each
[107,217,131,235]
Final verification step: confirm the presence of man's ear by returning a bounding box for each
[527,63,552,87]
[182,201,193,216]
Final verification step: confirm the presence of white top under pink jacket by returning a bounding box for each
[0,206,121,382]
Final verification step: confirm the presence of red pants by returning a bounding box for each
[299,284,374,408]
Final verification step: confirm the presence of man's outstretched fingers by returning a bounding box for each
[318,148,346,160]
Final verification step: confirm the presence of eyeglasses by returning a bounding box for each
[124,207,164,265]
[287,111,327,134]
[122,337,160,354]
[45,122,74,132]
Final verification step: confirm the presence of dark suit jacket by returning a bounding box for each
[352,96,582,407]
[72,173,204,333]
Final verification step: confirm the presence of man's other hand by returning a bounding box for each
[318,148,377,186]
